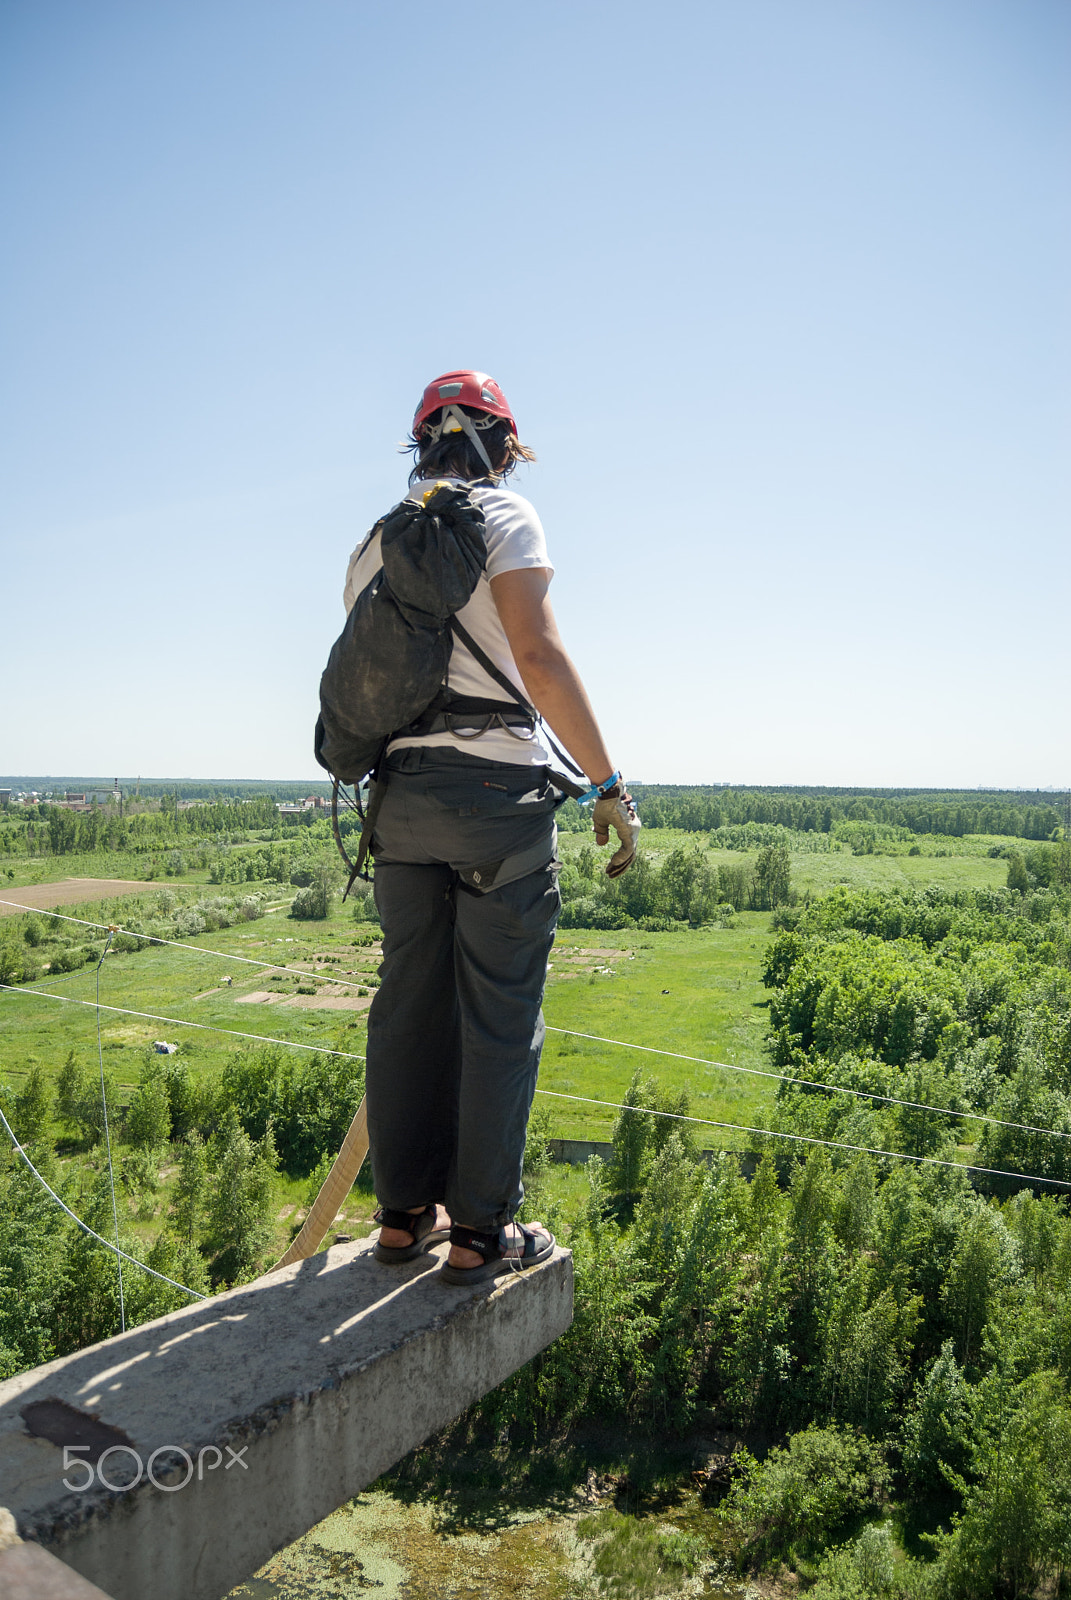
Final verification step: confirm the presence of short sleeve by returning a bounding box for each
[472,486,554,582]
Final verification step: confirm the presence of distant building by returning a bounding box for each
[0,790,11,806]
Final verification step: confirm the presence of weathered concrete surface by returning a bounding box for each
[0,1541,116,1600]
[0,1237,573,1600]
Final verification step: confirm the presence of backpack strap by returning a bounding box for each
[447,616,586,787]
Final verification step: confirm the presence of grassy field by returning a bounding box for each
[1,834,1013,1121]
[631,825,1011,893]
[0,833,1018,1260]
[542,920,771,1144]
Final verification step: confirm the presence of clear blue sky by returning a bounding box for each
[2,0,1067,788]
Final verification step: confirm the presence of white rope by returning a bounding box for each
[534,1089,1071,1191]
[545,1025,1071,1144]
[2,894,1063,1146]
[4,920,1069,1195]
[4,979,1069,1154]
[0,899,375,991]
[0,1106,207,1299]
[0,983,366,1062]
[2,984,1065,1275]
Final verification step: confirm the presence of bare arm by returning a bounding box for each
[488,567,615,785]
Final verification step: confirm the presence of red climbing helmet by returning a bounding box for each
[413,370,517,438]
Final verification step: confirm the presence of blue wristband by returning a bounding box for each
[578,770,622,807]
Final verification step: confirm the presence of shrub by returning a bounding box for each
[0,938,39,984]
[558,896,633,930]
[48,945,87,974]
[720,1425,889,1566]
[808,1535,896,1600]
[350,887,380,924]
[291,882,329,919]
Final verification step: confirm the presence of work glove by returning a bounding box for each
[592,781,641,878]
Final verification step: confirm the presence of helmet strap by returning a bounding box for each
[426,404,497,477]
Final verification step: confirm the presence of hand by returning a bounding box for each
[592,782,641,877]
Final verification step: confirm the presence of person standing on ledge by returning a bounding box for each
[349,370,640,1284]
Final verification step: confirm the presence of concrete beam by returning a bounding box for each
[0,1544,116,1600]
[0,1237,573,1600]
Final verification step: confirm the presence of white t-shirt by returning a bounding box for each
[341,477,554,767]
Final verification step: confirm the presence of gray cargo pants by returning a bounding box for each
[366,747,561,1233]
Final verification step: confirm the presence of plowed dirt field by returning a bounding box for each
[0,878,159,916]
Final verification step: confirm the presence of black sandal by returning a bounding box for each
[439,1222,555,1285]
[372,1203,449,1263]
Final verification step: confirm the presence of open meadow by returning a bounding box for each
[0,826,1020,1260]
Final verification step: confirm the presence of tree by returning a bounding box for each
[901,1339,971,1496]
[13,1065,50,1145]
[834,1156,877,1254]
[942,1205,1020,1369]
[72,1069,122,1148]
[126,1069,171,1151]
[755,843,792,910]
[1006,852,1030,893]
[161,1059,195,1141]
[171,1133,208,1246]
[53,1168,131,1352]
[935,1371,1071,1599]
[289,854,339,920]
[0,1143,71,1377]
[730,1219,791,1428]
[206,1112,279,1283]
[608,1071,693,1200]
[54,1051,86,1134]
[820,1262,918,1430]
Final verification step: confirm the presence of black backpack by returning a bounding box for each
[314,482,496,785]
[314,482,581,886]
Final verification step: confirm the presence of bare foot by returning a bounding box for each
[378,1203,449,1251]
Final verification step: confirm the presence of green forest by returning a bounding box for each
[1,783,1070,1597]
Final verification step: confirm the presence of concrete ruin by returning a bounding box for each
[0,1237,573,1600]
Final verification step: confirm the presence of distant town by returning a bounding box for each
[0,782,331,817]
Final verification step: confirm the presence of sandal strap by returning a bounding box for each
[375,1203,435,1236]
[448,1224,502,1260]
